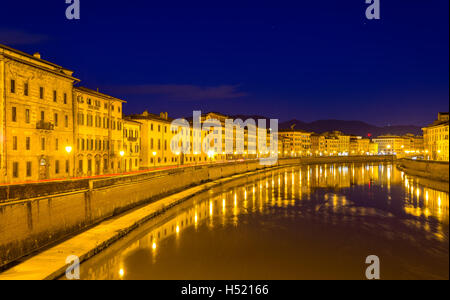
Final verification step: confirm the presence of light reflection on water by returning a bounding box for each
[77,163,449,280]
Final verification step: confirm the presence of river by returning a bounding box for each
[75,162,449,280]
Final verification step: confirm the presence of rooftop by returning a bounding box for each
[74,86,126,103]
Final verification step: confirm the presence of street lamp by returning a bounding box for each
[176,151,181,166]
[207,150,215,163]
[65,146,73,178]
[152,151,157,167]
[119,151,125,173]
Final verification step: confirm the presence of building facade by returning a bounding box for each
[123,119,141,172]
[310,134,326,155]
[279,129,312,157]
[423,113,449,161]
[1,45,79,183]
[74,87,125,176]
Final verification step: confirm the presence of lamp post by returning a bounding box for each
[65,146,72,178]
[152,151,157,168]
[386,145,391,153]
[207,150,215,163]
[119,150,125,173]
[176,152,181,166]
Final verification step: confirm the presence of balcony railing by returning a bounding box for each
[36,121,54,130]
[127,136,138,142]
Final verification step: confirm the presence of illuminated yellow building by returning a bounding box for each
[74,87,125,176]
[401,134,424,154]
[310,134,325,155]
[324,136,339,155]
[279,129,311,157]
[202,112,261,160]
[373,134,424,156]
[373,135,404,154]
[123,119,141,171]
[423,113,449,161]
[129,111,210,168]
[1,44,79,183]
[316,131,351,155]
[129,111,175,168]
[369,141,378,155]
[349,136,376,155]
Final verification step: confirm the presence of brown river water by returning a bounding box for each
[72,163,449,280]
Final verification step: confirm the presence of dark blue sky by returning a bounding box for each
[1,0,448,126]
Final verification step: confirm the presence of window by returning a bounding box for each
[39,87,44,99]
[41,137,45,151]
[55,160,60,174]
[65,115,69,128]
[78,160,83,172]
[65,160,69,173]
[41,111,45,121]
[55,138,59,151]
[10,79,15,93]
[25,109,30,124]
[13,136,18,150]
[53,90,57,102]
[54,113,58,127]
[24,83,29,96]
[64,93,67,104]
[88,160,92,172]
[13,162,19,178]
[12,107,17,122]
[26,162,32,177]
[26,137,31,150]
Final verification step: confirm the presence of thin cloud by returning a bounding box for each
[0,29,48,45]
[110,84,248,101]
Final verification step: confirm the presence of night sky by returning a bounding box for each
[1,0,448,126]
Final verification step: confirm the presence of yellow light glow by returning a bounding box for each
[65,146,72,154]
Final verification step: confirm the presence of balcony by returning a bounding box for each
[36,121,54,131]
[127,136,139,142]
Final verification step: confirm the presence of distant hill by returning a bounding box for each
[228,116,422,137]
[279,119,422,137]
[198,113,423,137]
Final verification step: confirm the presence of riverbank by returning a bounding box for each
[396,159,449,192]
[0,156,394,272]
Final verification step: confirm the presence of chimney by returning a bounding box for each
[33,52,41,59]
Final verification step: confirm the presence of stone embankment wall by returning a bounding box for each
[0,156,394,269]
[396,158,449,188]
